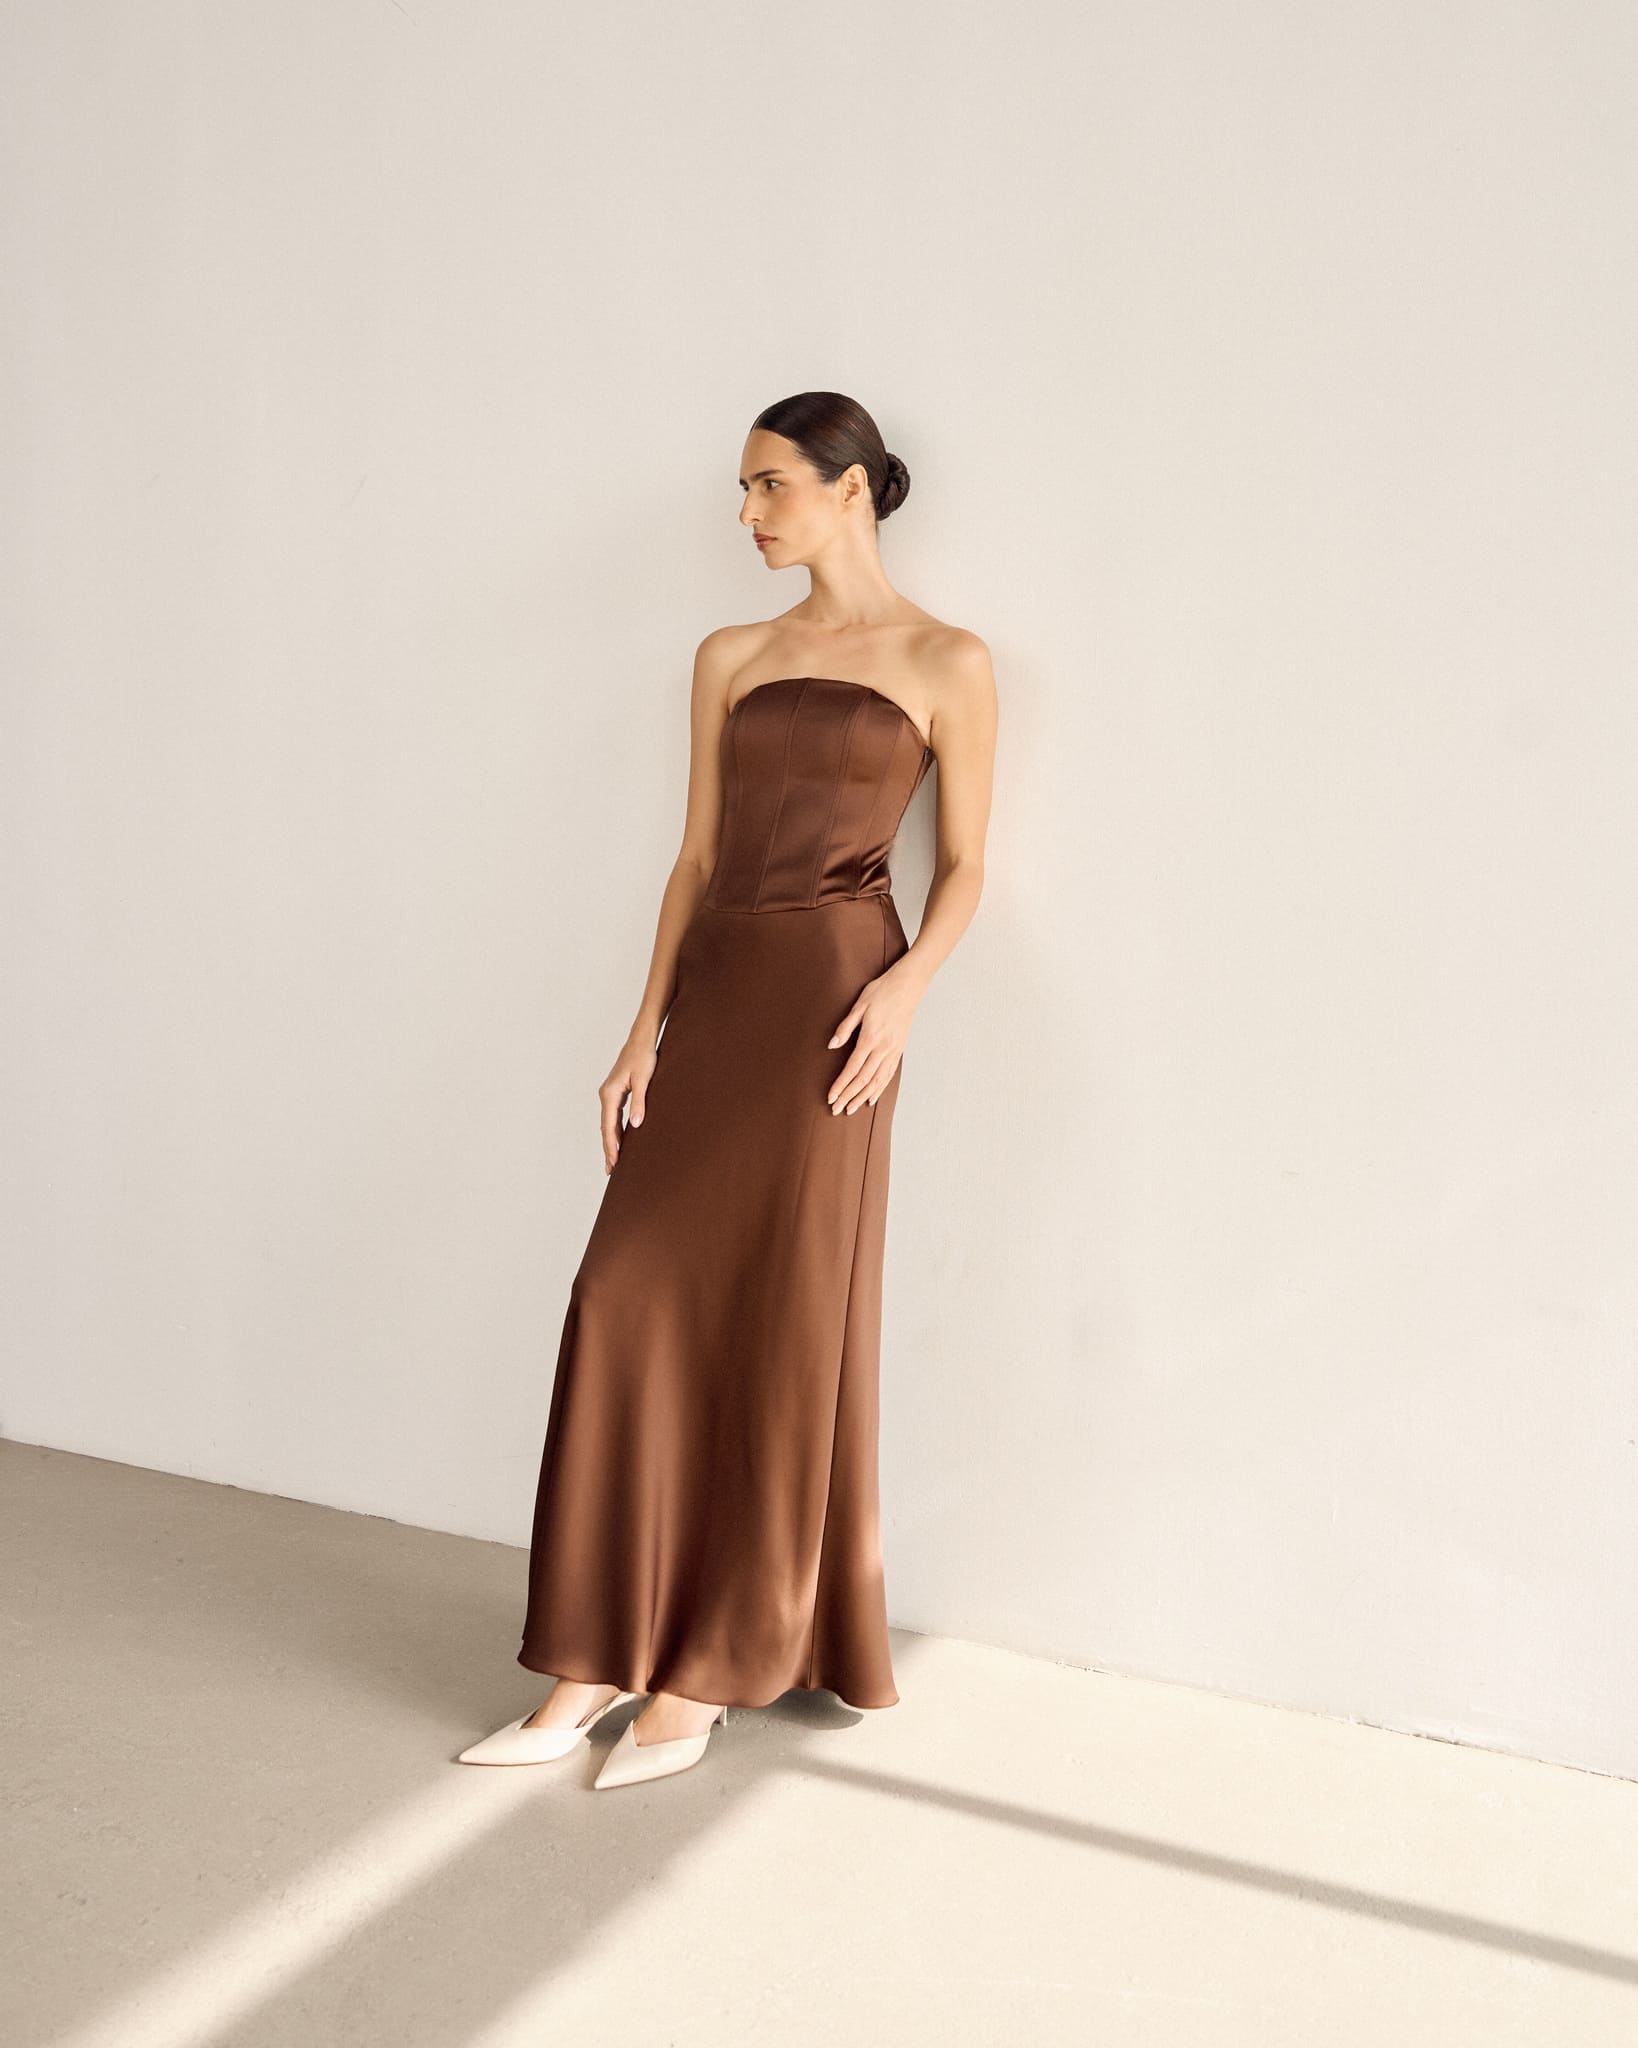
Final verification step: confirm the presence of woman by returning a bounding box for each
[460,390,997,1787]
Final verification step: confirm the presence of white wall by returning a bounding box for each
[4,2,1634,1780]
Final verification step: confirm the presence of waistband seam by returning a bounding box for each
[697,891,894,916]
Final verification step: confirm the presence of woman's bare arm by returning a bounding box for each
[597,630,738,1173]
[825,633,998,1114]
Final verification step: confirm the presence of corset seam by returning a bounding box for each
[704,695,746,911]
[805,692,869,910]
[726,689,745,904]
[749,680,808,913]
[853,710,905,897]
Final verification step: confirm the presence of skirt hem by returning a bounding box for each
[516,1642,900,1713]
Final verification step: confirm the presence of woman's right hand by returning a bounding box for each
[598,1033,659,1174]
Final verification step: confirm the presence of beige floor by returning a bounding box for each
[5,1438,1637,2047]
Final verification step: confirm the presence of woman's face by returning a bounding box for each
[738,429,866,566]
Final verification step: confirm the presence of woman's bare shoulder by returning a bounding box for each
[694,620,770,662]
[919,620,992,670]
[912,623,997,730]
[690,621,779,702]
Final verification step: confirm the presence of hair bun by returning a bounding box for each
[876,450,911,521]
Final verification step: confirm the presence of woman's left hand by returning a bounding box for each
[826,962,921,1115]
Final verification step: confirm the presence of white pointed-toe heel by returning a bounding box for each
[458,1685,641,1765]
[593,1702,729,1790]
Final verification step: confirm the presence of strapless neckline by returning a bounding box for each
[728,675,931,754]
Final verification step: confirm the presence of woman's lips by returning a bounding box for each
[755,535,773,548]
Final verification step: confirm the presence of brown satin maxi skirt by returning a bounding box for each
[519,676,934,1710]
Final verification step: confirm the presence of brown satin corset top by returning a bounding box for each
[704,676,934,913]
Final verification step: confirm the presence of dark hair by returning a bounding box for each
[750,391,911,523]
